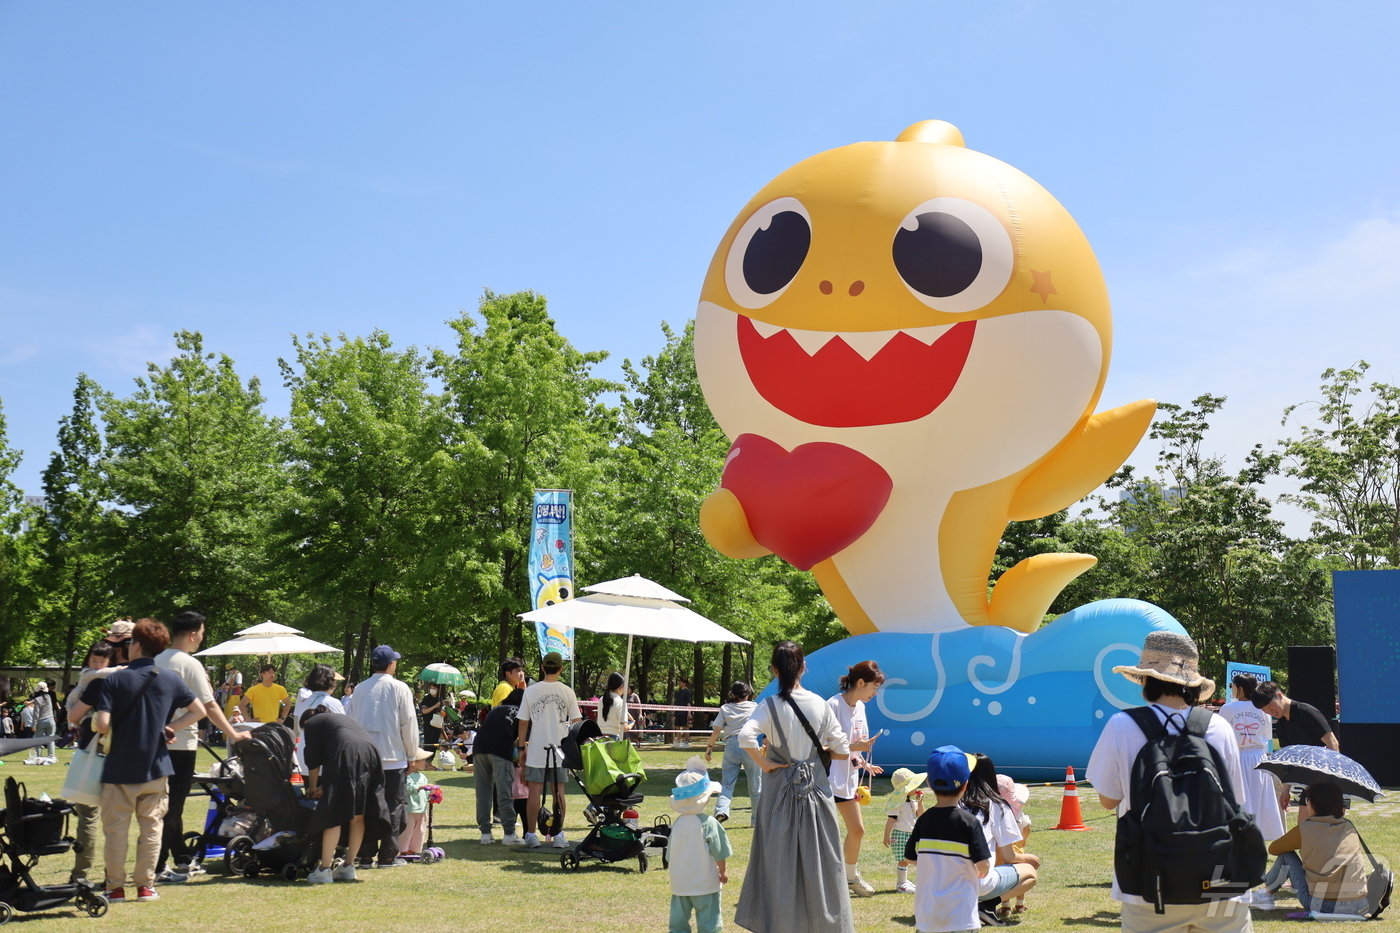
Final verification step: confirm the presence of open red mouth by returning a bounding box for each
[737,316,976,427]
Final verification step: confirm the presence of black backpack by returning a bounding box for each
[1113,706,1267,914]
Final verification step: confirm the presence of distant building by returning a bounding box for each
[19,495,48,533]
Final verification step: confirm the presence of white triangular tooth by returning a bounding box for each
[788,328,837,356]
[749,319,783,339]
[903,324,952,346]
[839,330,898,361]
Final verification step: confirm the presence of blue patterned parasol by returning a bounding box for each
[1256,745,1385,802]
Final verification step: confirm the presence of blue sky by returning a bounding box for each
[3,2,1398,530]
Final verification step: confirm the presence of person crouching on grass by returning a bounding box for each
[668,757,732,933]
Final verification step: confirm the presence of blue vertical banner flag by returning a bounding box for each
[529,489,575,660]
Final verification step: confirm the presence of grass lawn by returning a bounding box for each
[2,747,1395,931]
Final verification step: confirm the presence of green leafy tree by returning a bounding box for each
[35,375,121,688]
[1280,361,1400,569]
[433,291,620,666]
[99,331,285,630]
[276,331,448,679]
[0,400,43,669]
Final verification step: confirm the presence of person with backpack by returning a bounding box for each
[1085,631,1263,932]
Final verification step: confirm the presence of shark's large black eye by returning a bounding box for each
[725,197,811,309]
[892,198,1013,313]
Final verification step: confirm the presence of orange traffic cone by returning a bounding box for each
[1050,765,1091,831]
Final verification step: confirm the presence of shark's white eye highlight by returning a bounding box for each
[892,197,1013,313]
[724,197,811,310]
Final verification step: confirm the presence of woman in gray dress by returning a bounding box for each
[735,641,854,933]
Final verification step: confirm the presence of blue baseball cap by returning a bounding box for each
[370,645,401,669]
[927,744,976,791]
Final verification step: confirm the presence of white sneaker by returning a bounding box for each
[524,833,542,848]
[501,834,526,847]
[1248,891,1275,910]
[307,868,333,885]
[848,873,875,897]
[331,864,357,882]
[895,880,916,893]
[479,833,494,845]
[551,832,569,848]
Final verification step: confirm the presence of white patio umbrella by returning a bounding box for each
[195,620,342,657]
[519,575,748,694]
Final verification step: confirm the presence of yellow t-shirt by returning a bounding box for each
[244,682,289,723]
[490,681,515,708]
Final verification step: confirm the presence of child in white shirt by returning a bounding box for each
[668,757,732,933]
[884,767,927,892]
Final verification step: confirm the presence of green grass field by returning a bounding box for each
[1,747,1395,932]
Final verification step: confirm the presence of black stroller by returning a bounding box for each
[0,775,107,923]
[555,720,652,872]
[223,724,324,881]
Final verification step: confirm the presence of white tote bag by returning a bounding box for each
[59,735,106,806]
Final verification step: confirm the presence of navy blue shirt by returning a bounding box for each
[95,658,196,785]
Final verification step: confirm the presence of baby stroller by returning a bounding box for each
[556,720,650,873]
[223,724,323,882]
[0,775,107,923]
[185,740,253,874]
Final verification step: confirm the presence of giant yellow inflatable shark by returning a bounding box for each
[695,120,1155,635]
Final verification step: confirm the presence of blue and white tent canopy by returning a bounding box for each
[1256,745,1384,802]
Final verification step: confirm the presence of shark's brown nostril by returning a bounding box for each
[819,280,833,295]
[849,280,865,296]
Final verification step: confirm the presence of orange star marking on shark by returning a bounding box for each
[1029,269,1057,303]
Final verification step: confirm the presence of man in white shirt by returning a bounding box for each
[515,651,581,849]
[1086,631,1252,933]
[153,610,251,882]
[347,644,419,867]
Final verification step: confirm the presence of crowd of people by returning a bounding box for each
[0,619,1385,932]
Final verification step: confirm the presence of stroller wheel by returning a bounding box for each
[560,850,581,871]
[182,830,207,865]
[226,835,256,877]
[638,852,648,873]
[78,891,108,918]
[0,903,13,925]
[281,863,300,882]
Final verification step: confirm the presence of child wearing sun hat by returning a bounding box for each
[668,756,733,933]
[883,766,927,893]
[903,745,991,933]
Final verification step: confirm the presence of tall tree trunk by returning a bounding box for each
[720,643,732,702]
[692,644,704,706]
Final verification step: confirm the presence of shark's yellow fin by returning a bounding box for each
[812,560,879,636]
[1008,399,1157,521]
[982,552,1098,632]
[699,487,773,560]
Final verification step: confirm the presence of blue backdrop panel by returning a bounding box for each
[1332,570,1400,724]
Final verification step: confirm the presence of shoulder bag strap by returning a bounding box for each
[783,695,828,759]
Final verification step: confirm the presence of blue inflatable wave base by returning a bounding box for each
[763,599,1186,782]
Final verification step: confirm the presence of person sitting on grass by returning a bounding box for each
[1266,781,1372,918]
[904,745,990,933]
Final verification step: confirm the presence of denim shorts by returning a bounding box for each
[978,864,1021,899]
[525,765,568,784]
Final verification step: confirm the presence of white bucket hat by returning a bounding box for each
[671,756,722,814]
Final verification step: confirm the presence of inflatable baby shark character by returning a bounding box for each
[695,121,1155,635]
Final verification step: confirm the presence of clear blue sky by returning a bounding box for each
[4,2,1398,523]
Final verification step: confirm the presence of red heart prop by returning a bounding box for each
[720,433,892,570]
